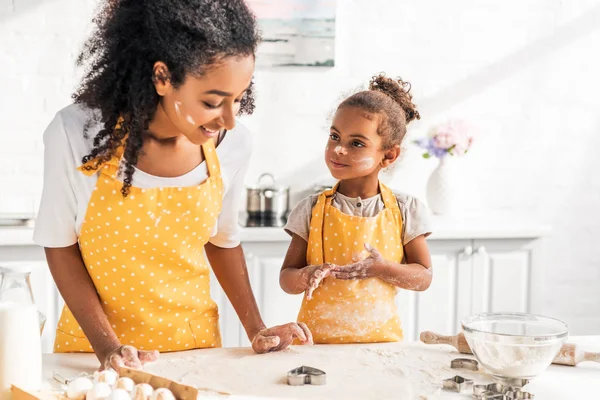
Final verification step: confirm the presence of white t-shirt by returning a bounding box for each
[33,104,251,249]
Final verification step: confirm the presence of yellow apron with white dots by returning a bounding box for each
[297,181,404,344]
[54,138,223,353]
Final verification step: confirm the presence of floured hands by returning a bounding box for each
[252,322,313,353]
[102,345,159,372]
[302,263,334,299]
[331,244,385,280]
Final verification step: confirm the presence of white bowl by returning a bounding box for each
[462,312,568,380]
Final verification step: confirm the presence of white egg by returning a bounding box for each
[96,369,118,386]
[108,388,131,400]
[66,377,94,400]
[116,377,135,392]
[150,388,175,400]
[86,382,112,400]
[132,384,154,400]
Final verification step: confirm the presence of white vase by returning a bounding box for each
[426,156,458,215]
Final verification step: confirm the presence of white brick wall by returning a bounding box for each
[1,0,599,333]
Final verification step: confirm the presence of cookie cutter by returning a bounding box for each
[477,393,507,400]
[473,383,510,399]
[53,371,94,385]
[473,384,490,396]
[473,382,535,400]
[500,378,530,388]
[287,366,326,386]
[442,375,473,392]
[506,391,535,399]
[450,357,479,371]
[486,383,510,393]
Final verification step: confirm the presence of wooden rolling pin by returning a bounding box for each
[420,331,600,367]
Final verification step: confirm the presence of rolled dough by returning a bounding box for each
[143,342,474,399]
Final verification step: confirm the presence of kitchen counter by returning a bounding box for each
[41,337,599,399]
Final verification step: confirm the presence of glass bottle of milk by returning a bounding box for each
[0,265,44,398]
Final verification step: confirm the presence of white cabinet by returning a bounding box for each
[400,238,542,342]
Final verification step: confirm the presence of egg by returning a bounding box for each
[132,384,154,400]
[108,388,131,400]
[150,388,175,400]
[66,377,93,400]
[115,377,135,392]
[86,382,112,400]
[95,369,118,386]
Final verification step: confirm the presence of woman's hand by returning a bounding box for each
[101,345,159,372]
[252,322,313,353]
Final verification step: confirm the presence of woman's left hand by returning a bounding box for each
[252,322,313,353]
[330,244,385,280]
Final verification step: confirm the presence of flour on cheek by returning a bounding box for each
[353,156,376,171]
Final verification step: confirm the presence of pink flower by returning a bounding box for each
[429,120,474,156]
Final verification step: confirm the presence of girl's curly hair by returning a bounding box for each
[75,0,260,196]
[339,73,420,149]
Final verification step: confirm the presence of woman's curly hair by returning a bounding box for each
[75,0,260,196]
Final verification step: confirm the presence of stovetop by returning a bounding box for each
[239,213,287,228]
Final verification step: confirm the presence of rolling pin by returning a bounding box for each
[419,331,600,367]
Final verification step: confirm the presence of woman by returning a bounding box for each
[33,0,312,371]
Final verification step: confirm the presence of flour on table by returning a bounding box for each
[144,342,479,400]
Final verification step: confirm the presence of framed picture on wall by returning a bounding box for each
[246,0,337,67]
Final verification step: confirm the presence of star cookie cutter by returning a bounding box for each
[442,375,473,392]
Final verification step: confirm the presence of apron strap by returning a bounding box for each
[77,142,124,178]
[307,183,338,265]
[379,181,402,227]
[201,139,221,178]
[77,118,126,178]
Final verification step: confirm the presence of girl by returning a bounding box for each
[34,0,311,371]
[280,74,433,343]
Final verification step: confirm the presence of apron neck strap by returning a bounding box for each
[201,139,221,177]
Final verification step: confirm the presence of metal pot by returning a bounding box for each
[246,173,290,219]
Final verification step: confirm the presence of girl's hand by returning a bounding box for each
[102,345,159,372]
[303,263,334,299]
[252,322,313,353]
[331,244,385,280]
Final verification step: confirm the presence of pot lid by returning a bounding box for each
[247,173,289,191]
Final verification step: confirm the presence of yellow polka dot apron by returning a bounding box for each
[297,181,404,344]
[54,138,223,353]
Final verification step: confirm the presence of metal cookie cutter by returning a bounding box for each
[486,383,510,394]
[473,383,510,399]
[53,371,94,385]
[473,384,489,396]
[287,366,326,386]
[473,382,535,400]
[442,375,473,392]
[450,357,479,371]
[502,378,530,388]
[506,391,535,399]
[476,393,507,400]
